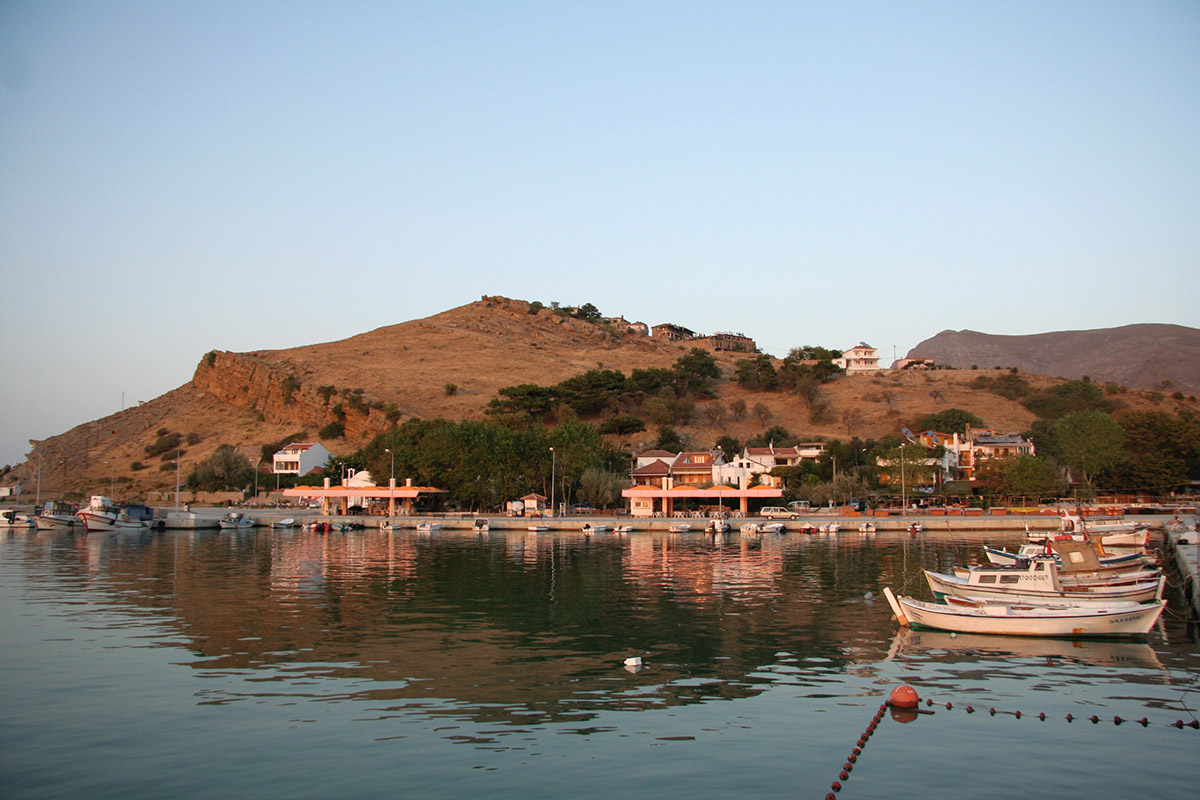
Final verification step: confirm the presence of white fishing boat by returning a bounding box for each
[472,518,490,532]
[379,519,401,531]
[270,518,297,529]
[907,522,923,534]
[818,522,840,534]
[527,524,549,532]
[1027,509,1151,547]
[925,560,1165,606]
[962,541,1159,587]
[884,587,1164,638]
[612,524,633,535]
[217,511,256,529]
[705,518,729,534]
[985,542,1149,569]
[668,522,692,533]
[76,496,120,532]
[0,509,35,528]
[581,522,609,534]
[416,521,442,533]
[858,522,877,533]
[36,501,78,530]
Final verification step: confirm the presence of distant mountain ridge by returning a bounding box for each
[906,324,1200,393]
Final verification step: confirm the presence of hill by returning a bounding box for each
[906,324,1200,393]
[8,297,1200,501]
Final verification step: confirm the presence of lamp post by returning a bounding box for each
[900,444,907,518]
[174,449,181,510]
[36,452,42,508]
[254,458,261,504]
[549,446,555,518]
[385,448,395,518]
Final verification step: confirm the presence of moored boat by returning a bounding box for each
[76,496,120,532]
[472,518,490,532]
[217,511,256,529]
[668,522,692,533]
[0,508,35,528]
[416,521,442,533]
[270,518,297,529]
[581,522,609,534]
[858,522,877,533]
[925,559,1165,606]
[36,500,79,530]
[884,587,1165,638]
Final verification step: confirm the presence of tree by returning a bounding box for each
[598,415,646,435]
[188,444,254,492]
[917,408,984,434]
[735,354,778,391]
[1054,410,1125,491]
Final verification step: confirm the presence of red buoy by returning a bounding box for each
[889,684,920,709]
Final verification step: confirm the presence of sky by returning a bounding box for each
[1,1,1198,467]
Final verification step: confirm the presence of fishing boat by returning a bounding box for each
[985,542,1149,569]
[907,522,924,534]
[76,496,120,532]
[1027,509,1151,548]
[668,522,692,533]
[858,522,877,533]
[818,522,840,534]
[526,524,549,532]
[36,500,79,530]
[924,559,1165,606]
[472,518,490,532]
[269,518,297,529]
[217,511,256,529]
[796,523,819,535]
[0,509,35,528]
[962,541,1159,587]
[379,519,402,531]
[884,587,1164,638]
[612,524,633,535]
[581,522,609,534]
[705,518,729,534]
[416,521,442,533]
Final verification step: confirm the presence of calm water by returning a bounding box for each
[1,526,1197,799]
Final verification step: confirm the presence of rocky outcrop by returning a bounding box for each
[192,351,391,443]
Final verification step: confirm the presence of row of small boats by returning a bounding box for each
[885,538,1166,638]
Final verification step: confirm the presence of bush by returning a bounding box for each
[319,421,345,439]
[444,383,458,396]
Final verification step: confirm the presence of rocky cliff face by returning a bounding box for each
[192,351,391,443]
[907,324,1200,393]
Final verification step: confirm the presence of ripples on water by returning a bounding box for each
[1,526,1197,799]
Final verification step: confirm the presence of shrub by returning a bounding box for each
[319,421,345,439]
[186,432,202,445]
[444,383,458,396]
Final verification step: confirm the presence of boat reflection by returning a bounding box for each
[887,627,1168,676]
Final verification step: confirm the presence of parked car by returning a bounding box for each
[759,506,798,520]
[787,500,811,511]
[570,505,596,514]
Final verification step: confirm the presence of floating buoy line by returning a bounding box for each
[824,684,1198,798]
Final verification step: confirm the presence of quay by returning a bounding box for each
[1163,518,1200,621]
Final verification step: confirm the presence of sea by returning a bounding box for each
[1,524,1196,799]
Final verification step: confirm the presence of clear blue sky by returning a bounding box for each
[2,1,1197,467]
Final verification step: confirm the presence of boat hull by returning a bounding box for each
[925,569,1164,605]
[891,593,1164,637]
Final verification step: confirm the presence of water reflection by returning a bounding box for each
[7,527,1198,729]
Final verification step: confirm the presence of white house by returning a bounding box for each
[272,442,334,476]
[835,343,882,374]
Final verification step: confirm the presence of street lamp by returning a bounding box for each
[254,458,261,504]
[549,446,556,518]
[900,444,907,518]
[385,448,396,518]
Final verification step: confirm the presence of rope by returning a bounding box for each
[822,688,1197,798]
